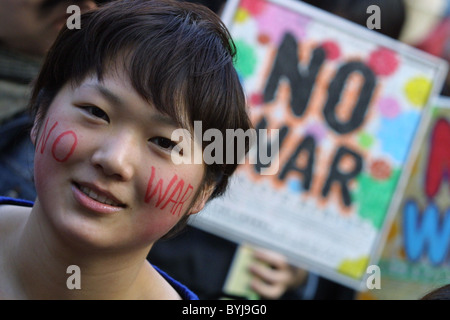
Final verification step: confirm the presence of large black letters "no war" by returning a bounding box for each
[256,33,376,207]
[264,33,376,133]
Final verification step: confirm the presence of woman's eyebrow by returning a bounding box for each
[83,83,179,128]
[149,113,179,128]
[88,84,125,108]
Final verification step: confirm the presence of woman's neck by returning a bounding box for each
[10,205,158,300]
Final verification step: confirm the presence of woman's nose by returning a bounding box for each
[90,132,138,181]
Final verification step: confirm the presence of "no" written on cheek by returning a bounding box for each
[36,118,78,162]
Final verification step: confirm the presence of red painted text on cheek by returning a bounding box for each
[36,118,78,162]
[144,166,194,216]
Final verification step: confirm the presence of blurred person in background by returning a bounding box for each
[181,0,225,14]
[304,0,450,95]
[302,0,406,40]
[409,0,450,96]
[0,0,97,200]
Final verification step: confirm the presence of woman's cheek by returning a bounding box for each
[131,165,203,242]
[143,165,195,217]
[35,118,79,163]
[33,119,79,195]
[51,130,78,162]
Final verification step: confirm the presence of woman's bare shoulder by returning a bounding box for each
[0,204,30,236]
[0,204,31,299]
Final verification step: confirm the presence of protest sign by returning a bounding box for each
[359,96,450,299]
[190,0,448,289]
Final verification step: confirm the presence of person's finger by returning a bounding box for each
[250,275,285,300]
[252,247,289,270]
[249,260,288,285]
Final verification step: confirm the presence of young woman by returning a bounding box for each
[0,0,251,300]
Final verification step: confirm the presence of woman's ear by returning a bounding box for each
[30,110,44,146]
[188,183,216,215]
[30,121,39,146]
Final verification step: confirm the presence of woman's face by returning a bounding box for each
[31,71,208,252]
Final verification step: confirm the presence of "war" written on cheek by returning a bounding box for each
[145,166,194,216]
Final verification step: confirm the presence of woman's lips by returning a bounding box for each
[78,184,122,206]
[72,183,126,214]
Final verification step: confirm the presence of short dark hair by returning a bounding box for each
[29,0,252,201]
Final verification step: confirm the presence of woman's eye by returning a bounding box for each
[83,105,110,122]
[149,137,182,154]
